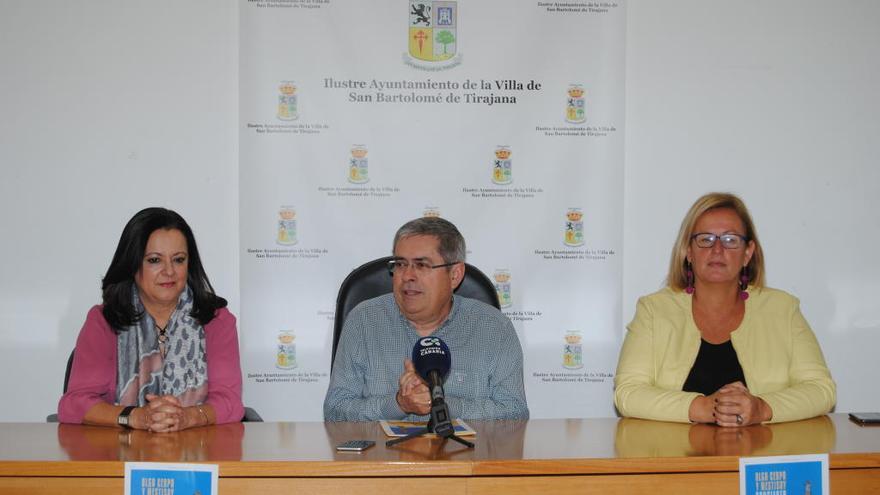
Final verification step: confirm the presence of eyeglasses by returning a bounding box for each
[690,232,749,249]
[387,258,458,275]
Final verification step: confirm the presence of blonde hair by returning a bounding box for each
[667,192,765,291]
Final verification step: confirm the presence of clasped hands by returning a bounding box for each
[691,381,773,427]
[395,359,432,416]
[131,394,195,433]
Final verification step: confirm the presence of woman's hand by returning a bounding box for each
[142,394,187,433]
[688,388,727,423]
[83,399,206,432]
[139,395,213,432]
[713,381,773,427]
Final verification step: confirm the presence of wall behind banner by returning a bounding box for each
[0,1,240,421]
[1,1,878,421]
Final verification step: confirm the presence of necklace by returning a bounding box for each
[155,323,168,357]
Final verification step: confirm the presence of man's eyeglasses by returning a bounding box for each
[690,232,749,249]
[387,258,458,275]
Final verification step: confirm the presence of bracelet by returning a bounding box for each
[196,405,209,426]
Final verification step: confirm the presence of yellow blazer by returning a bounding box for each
[614,287,835,423]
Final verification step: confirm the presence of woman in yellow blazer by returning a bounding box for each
[614,193,835,426]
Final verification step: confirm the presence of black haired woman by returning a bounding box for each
[58,207,243,431]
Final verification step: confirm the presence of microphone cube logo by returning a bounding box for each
[419,337,442,347]
[413,336,451,379]
[416,337,449,360]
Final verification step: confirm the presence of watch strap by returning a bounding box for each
[117,406,136,428]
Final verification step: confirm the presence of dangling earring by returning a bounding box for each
[685,260,695,294]
[739,266,750,300]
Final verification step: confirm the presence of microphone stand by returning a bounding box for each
[386,392,474,449]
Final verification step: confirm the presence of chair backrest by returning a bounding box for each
[63,349,75,393]
[46,350,76,422]
[331,256,500,365]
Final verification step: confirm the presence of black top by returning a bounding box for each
[682,339,747,396]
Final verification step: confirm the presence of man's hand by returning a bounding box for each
[396,359,431,415]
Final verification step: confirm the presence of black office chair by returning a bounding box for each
[45,351,76,422]
[47,349,262,422]
[331,256,501,365]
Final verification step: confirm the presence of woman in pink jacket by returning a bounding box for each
[58,207,243,432]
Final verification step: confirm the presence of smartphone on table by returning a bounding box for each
[849,413,880,425]
[335,440,376,452]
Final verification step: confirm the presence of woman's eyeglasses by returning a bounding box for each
[690,232,749,249]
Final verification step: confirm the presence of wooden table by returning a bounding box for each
[1,414,878,494]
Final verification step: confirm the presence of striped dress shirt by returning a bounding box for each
[324,294,529,421]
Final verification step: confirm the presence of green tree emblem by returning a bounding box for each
[435,30,455,57]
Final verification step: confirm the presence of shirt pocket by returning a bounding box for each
[363,362,399,398]
[447,367,489,399]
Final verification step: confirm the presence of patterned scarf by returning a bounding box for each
[116,285,208,407]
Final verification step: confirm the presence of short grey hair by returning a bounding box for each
[393,217,466,264]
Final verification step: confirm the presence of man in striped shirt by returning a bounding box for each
[324,217,529,421]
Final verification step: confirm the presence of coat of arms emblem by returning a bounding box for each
[348,145,369,184]
[492,146,513,185]
[408,1,458,63]
[564,208,585,247]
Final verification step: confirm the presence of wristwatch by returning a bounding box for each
[117,406,136,429]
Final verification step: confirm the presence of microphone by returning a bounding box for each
[412,336,454,438]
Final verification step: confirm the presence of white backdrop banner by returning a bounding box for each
[240,0,626,420]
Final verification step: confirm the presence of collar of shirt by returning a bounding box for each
[395,295,461,338]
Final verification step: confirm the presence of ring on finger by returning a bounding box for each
[736,414,743,425]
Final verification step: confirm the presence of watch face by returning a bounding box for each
[118,407,133,427]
